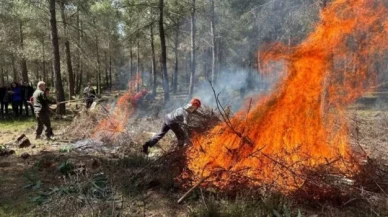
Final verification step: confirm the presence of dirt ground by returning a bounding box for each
[0,103,189,216]
[1,96,388,217]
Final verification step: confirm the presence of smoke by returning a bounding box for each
[192,69,261,111]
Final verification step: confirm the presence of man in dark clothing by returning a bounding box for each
[0,84,11,118]
[22,81,34,116]
[83,82,96,109]
[33,81,56,139]
[142,98,201,155]
[10,82,22,117]
[0,86,5,117]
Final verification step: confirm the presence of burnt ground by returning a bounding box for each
[0,94,388,217]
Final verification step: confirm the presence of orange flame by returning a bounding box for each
[184,0,388,192]
[92,75,143,141]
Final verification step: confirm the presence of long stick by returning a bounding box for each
[177,175,211,204]
[27,99,85,104]
[57,99,85,104]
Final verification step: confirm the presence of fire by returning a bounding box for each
[92,75,144,141]
[184,0,388,191]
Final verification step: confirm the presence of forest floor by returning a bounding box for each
[0,93,388,217]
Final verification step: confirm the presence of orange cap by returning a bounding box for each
[190,98,201,108]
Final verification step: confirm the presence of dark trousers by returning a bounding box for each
[145,121,186,147]
[0,102,9,116]
[86,99,94,109]
[12,102,22,116]
[35,112,53,137]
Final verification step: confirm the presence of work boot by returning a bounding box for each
[142,143,149,155]
[46,135,56,141]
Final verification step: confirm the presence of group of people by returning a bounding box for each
[0,81,34,118]
[1,79,202,151]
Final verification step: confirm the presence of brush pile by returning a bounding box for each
[188,105,221,135]
[62,109,104,141]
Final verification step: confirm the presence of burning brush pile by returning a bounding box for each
[181,0,388,201]
[64,77,147,144]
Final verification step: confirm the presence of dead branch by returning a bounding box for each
[177,175,212,204]
[208,80,305,181]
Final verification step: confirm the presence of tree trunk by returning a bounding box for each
[49,0,66,114]
[42,35,46,82]
[186,52,190,88]
[173,23,179,95]
[150,23,157,96]
[95,34,101,95]
[60,0,75,98]
[19,21,28,82]
[130,42,134,79]
[159,0,170,101]
[78,66,83,93]
[137,39,140,91]
[35,61,40,81]
[188,0,196,99]
[7,66,10,83]
[11,55,17,81]
[217,37,222,81]
[51,61,55,88]
[1,67,4,86]
[76,16,83,94]
[109,55,112,89]
[210,0,217,84]
[104,51,109,88]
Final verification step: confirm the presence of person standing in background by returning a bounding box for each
[21,81,34,116]
[21,81,28,116]
[10,82,22,117]
[1,84,11,118]
[0,85,5,118]
[83,82,96,109]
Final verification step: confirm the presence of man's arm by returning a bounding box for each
[39,92,56,105]
[181,110,191,142]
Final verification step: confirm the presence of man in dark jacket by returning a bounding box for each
[142,98,201,154]
[22,81,34,116]
[83,82,96,109]
[0,85,5,118]
[0,84,11,118]
[33,81,56,139]
[10,82,22,117]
